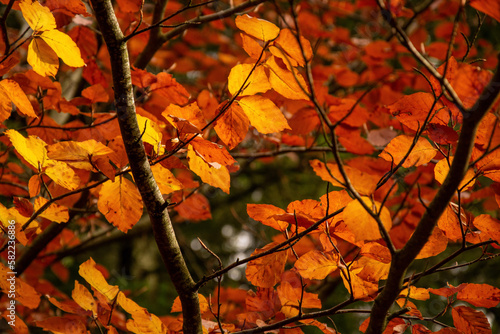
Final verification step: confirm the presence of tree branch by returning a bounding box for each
[89,1,202,333]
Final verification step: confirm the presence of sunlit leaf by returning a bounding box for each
[235,14,280,42]
[136,114,163,154]
[72,281,97,317]
[247,203,288,231]
[456,283,500,308]
[294,250,338,280]
[416,227,448,259]
[41,29,85,68]
[97,176,144,232]
[171,294,209,313]
[187,144,230,194]
[228,64,271,96]
[473,214,500,243]
[34,197,69,223]
[36,317,87,334]
[379,135,436,168]
[434,157,476,191]
[237,96,291,134]
[78,258,119,302]
[0,263,41,309]
[343,198,392,242]
[452,306,491,334]
[28,38,59,77]
[266,56,310,100]
[277,281,321,317]
[0,80,36,118]
[246,242,288,288]
[47,139,114,170]
[151,164,183,195]
[5,129,49,169]
[19,0,57,31]
[274,28,313,67]
[469,0,500,23]
[214,102,250,149]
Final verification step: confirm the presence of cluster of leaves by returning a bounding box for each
[1,0,500,333]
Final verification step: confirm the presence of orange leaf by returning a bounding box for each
[241,33,263,59]
[273,29,313,67]
[266,56,310,100]
[78,258,119,302]
[341,266,379,300]
[237,96,291,134]
[36,317,87,334]
[437,205,464,242]
[5,129,49,169]
[434,157,476,191]
[173,192,211,221]
[247,203,288,231]
[162,103,206,133]
[456,283,500,308]
[116,0,143,13]
[214,102,249,149]
[235,14,280,42]
[0,263,41,309]
[379,135,436,168]
[416,227,448,259]
[47,139,114,170]
[473,214,500,243]
[343,198,392,242]
[34,197,69,223]
[171,294,209,313]
[97,176,144,232]
[0,79,36,119]
[277,281,321,317]
[469,0,500,23]
[190,137,237,168]
[387,93,448,132]
[151,165,183,195]
[360,242,392,264]
[452,306,491,334]
[228,64,271,96]
[72,281,97,317]
[44,160,81,190]
[310,159,378,196]
[246,242,288,288]
[150,72,190,105]
[82,84,109,103]
[187,144,230,194]
[399,286,430,301]
[294,250,338,280]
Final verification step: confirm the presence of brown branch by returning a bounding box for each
[365,53,500,334]
[89,1,202,333]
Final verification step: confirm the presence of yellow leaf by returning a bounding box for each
[19,0,56,32]
[187,144,230,194]
[171,294,209,313]
[35,196,69,223]
[379,135,436,168]
[241,33,263,59]
[5,129,49,169]
[0,80,36,118]
[294,250,338,280]
[44,160,81,190]
[266,56,310,100]
[97,176,144,232]
[400,286,430,301]
[0,87,12,123]
[0,263,41,309]
[228,64,271,96]
[416,227,448,259]
[235,14,280,42]
[78,258,119,302]
[47,139,115,170]
[151,165,183,195]
[434,157,476,191]
[40,29,85,68]
[343,197,392,242]
[237,96,291,134]
[136,114,163,154]
[277,281,321,317]
[28,37,59,77]
[72,281,97,317]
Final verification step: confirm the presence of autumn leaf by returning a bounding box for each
[246,242,288,288]
[277,281,321,317]
[456,283,500,308]
[434,157,476,191]
[151,165,183,195]
[343,197,392,242]
[34,197,69,223]
[47,139,114,170]
[0,79,37,122]
[36,317,87,334]
[473,214,500,243]
[273,28,313,67]
[452,306,492,334]
[187,144,230,194]
[20,0,85,77]
[97,176,144,233]
[266,56,310,100]
[379,135,437,168]
[0,263,41,309]
[399,286,430,301]
[162,103,206,133]
[72,281,97,317]
[214,102,250,149]
[6,129,49,169]
[294,250,338,279]
[247,203,289,231]
[237,95,291,134]
[78,258,119,302]
[171,294,209,313]
[235,14,280,42]
[469,0,500,23]
[228,64,271,96]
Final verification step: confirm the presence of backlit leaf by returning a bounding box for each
[241,33,263,59]
[452,306,491,334]
[228,64,271,96]
[151,165,183,195]
[162,103,206,132]
[247,203,288,231]
[78,257,119,302]
[456,283,500,308]
[72,281,97,317]
[434,157,476,191]
[379,135,436,168]
[294,250,338,280]
[360,242,392,264]
[187,144,230,194]
[214,102,249,149]
[36,317,86,334]
[40,29,85,68]
[235,14,280,42]
[190,137,237,168]
[266,56,310,100]
[237,96,291,134]
[5,129,49,169]
[473,214,500,243]
[274,29,313,67]
[310,159,378,196]
[246,242,288,288]
[277,281,321,317]
[97,176,144,232]
[0,263,41,309]
[28,38,59,77]
[469,0,500,23]
[343,198,392,242]
[34,197,69,223]
[19,0,56,31]
[416,227,448,259]
[136,114,163,154]
[0,80,36,118]
[47,139,114,170]
[171,294,209,313]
